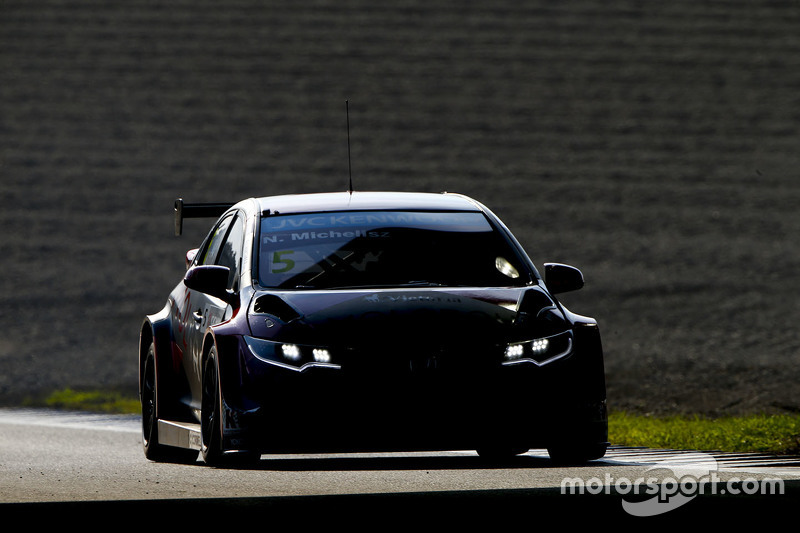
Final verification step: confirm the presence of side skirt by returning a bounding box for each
[157,420,202,451]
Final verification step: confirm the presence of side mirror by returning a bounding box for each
[544,263,584,294]
[185,248,199,270]
[184,265,233,302]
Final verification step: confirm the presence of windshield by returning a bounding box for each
[258,210,531,289]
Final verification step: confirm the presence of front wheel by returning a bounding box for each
[200,346,261,466]
[201,347,225,465]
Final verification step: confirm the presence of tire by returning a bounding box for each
[201,346,225,465]
[200,346,260,466]
[141,343,198,463]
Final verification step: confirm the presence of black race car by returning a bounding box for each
[139,191,608,465]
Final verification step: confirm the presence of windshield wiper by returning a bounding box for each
[300,280,448,290]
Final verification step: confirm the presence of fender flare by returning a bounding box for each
[139,303,185,421]
[200,322,246,413]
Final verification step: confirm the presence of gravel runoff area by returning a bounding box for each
[2,0,800,417]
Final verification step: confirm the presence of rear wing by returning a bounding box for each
[174,198,234,236]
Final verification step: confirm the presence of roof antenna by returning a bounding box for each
[346,100,353,194]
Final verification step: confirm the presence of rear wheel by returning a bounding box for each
[141,343,198,463]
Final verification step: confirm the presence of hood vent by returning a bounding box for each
[252,294,302,323]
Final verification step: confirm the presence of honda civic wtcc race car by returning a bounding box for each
[138,191,608,465]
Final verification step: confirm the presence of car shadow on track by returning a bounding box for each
[204,452,605,471]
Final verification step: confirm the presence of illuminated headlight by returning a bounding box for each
[503,331,572,366]
[531,338,550,355]
[244,336,341,371]
[281,344,301,361]
[312,348,332,363]
[504,343,525,360]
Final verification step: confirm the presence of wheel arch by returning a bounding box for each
[139,303,188,421]
[200,327,245,411]
[200,330,219,381]
[138,306,171,399]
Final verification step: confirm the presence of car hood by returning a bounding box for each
[248,286,562,349]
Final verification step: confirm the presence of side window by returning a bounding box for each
[200,214,233,266]
[216,214,245,290]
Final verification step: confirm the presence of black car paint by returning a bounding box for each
[139,192,608,463]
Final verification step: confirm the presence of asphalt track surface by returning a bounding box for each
[2,409,800,523]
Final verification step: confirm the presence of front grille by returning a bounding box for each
[338,343,502,378]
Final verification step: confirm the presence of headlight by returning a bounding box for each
[503,331,572,366]
[530,338,550,355]
[281,343,301,361]
[312,348,332,363]
[244,336,341,371]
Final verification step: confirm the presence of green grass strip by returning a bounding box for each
[610,411,800,455]
[41,388,140,415]
[32,389,800,455]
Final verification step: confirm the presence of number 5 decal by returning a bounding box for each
[271,250,295,273]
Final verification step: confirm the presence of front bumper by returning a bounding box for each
[217,333,608,454]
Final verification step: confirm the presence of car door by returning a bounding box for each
[206,211,245,325]
[181,212,236,403]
